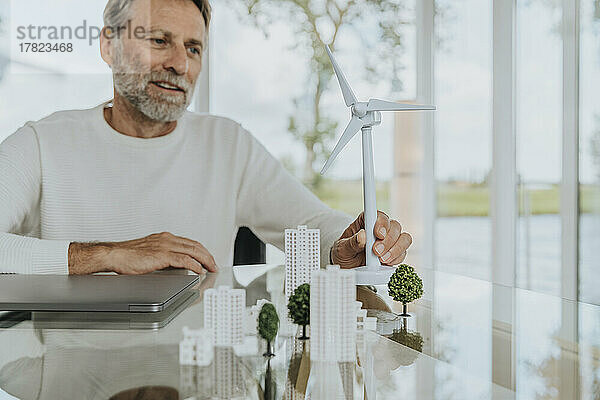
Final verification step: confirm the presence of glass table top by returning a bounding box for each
[0,265,597,399]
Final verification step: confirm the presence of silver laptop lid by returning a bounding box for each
[0,274,199,312]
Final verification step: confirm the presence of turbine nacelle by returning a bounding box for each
[356,110,382,128]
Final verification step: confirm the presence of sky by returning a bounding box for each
[0,0,598,183]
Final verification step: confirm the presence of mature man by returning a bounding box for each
[0,0,412,275]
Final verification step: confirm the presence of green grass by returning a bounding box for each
[313,180,600,217]
[313,179,390,217]
[580,185,600,214]
[437,183,490,217]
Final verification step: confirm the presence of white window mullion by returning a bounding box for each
[416,1,435,399]
[416,0,435,270]
[491,0,517,287]
[559,0,580,396]
[492,2,517,392]
[560,0,580,303]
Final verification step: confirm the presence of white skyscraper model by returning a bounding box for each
[285,225,320,299]
[310,265,356,362]
[321,45,436,284]
[204,286,246,346]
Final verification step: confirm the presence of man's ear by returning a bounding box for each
[100,27,115,68]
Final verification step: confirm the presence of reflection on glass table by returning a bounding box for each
[0,265,598,399]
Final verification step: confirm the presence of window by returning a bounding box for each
[210,1,417,262]
[434,0,493,280]
[579,0,600,305]
[516,0,563,296]
[0,1,113,144]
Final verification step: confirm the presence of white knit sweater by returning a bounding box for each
[0,101,352,274]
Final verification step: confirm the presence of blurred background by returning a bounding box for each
[0,0,598,307]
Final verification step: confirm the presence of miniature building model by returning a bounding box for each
[310,265,356,362]
[285,225,320,298]
[355,301,378,332]
[204,286,246,346]
[179,364,196,399]
[179,327,214,397]
[179,326,214,366]
[179,331,196,366]
[212,347,245,400]
[184,347,246,400]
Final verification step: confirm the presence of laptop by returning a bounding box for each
[0,274,199,312]
[31,290,199,330]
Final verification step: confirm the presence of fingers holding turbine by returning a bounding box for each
[331,229,367,269]
[377,228,412,266]
[332,211,412,268]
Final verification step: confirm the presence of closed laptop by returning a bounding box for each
[0,274,199,312]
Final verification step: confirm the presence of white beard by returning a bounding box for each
[112,46,195,122]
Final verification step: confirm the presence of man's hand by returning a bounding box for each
[68,232,218,275]
[331,211,412,269]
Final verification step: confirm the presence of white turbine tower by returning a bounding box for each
[321,45,436,285]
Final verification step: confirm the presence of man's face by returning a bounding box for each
[108,0,206,122]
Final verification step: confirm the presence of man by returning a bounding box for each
[0,0,412,275]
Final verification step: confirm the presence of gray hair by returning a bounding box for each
[103,0,211,32]
[103,0,135,30]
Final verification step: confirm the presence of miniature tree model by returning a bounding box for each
[258,303,280,358]
[287,283,310,339]
[387,264,423,317]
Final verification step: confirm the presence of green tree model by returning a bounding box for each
[226,0,410,188]
[258,303,280,357]
[287,283,310,339]
[387,264,423,317]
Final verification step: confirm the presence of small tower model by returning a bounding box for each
[285,225,320,299]
[204,286,246,346]
[310,265,356,362]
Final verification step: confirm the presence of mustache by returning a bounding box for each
[143,71,193,94]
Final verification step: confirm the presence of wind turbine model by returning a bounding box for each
[321,45,436,285]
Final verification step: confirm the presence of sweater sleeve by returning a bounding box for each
[234,126,354,267]
[0,127,70,274]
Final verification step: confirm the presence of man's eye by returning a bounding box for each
[152,38,166,45]
[188,47,200,55]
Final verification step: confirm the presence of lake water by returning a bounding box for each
[436,214,600,305]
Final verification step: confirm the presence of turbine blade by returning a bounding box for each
[325,45,357,107]
[367,99,436,112]
[321,116,364,175]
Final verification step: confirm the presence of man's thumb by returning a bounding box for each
[348,229,366,253]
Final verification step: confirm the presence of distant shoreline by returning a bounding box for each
[314,179,600,217]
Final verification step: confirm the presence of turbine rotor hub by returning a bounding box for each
[352,102,368,118]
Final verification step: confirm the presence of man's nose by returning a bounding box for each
[162,45,188,75]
